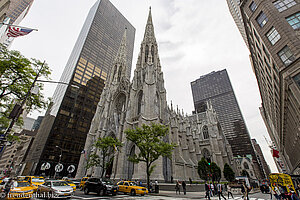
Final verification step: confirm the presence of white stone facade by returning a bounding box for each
[76,9,235,181]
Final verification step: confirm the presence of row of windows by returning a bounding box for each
[249,1,298,66]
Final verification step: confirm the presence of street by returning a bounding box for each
[39,190,271,200]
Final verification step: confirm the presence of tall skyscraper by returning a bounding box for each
[23,0,135,177]
[227,0,300,174]
[191,69,254,157]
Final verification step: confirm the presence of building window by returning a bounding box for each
[286,12,300,29]
[203,125,209,139]
[249,1,257,12]
[278,46,295,66]
[266,27,281,45]
[256,12,268,27]
[244,162,250,169]
[293,73,300,88]
[273,0,297,12]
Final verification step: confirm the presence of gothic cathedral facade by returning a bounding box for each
[76,9,235,181]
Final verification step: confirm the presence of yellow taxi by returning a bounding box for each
[61,179,76,191]
[117,181,148,196]
[6,181,35,199]
[79,177,88,189]
[24,176,45,186]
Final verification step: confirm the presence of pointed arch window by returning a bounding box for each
[243,162,249,169]
[203,125,209,139]
[145,45,149,63]
[112,65,117,81]
[137,91,143,115]
[117,66,122,82]
[151,45,154,62]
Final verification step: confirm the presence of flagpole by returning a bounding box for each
[0,23,38,31]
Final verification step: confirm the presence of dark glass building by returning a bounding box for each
[23,0,135,177]
[191,69,255,157]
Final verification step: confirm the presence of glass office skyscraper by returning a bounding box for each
[23,0,135,177]
[191,69,255,157]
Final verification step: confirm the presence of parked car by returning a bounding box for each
[83,177,118,196]
[6,181,35,200]
[37,180,73,199]
[117,181,148,196]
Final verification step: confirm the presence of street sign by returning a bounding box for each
[41,162,51,170]
[67,165,75,173]
[55,163,63,172]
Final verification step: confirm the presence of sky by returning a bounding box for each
[10,0,277,172]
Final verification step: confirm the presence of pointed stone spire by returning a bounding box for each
[115,29,127,66]
[143,7,157,44]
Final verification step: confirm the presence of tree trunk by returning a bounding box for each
[146,163,150,190]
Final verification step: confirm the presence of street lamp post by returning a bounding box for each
[53,145,63,179]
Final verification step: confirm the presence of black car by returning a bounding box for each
[83,178,118,196]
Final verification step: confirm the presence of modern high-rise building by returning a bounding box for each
[0,0,34,47]
[251,138,271,178]
[191,69,255,157]
[23,0,135,177]
[227,0,300,174]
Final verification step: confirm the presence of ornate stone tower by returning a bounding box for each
[113,8,169,181]
[76,30,131,178]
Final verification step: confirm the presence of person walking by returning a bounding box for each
[154,180,159,193]
[241,182,248,200]
[175,181,181,195]
[211,182,215,197]
[182,181,187,195]
[205,181,211,200]
[269,184,274,200]
[227,184,234,199]
[273,184,281,200]
[217,182,227,200]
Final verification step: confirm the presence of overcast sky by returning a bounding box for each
[10,0,277,172]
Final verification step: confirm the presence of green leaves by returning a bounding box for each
[85,136,123,178]
[198,157,210,181]
[0,45,51,134]
[223,163,235,182]
[125,123,176,188]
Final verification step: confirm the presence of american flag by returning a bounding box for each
[7,26,33,38]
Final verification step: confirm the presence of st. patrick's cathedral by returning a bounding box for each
[76,9,235,182]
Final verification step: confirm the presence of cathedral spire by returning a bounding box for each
[115,29,127,65]
[142,7,157,44]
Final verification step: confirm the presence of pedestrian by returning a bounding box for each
[4,178,13,198]
[241,182,248,200]
[211,182,215,196]
[189,177,192,186]
[205,181,211,200]
[149,180,153,193]
[269,184,274,200]
[154,180,159,193]
[217,182,227,200]
[182,180,186,195]
[175,180,181,195]
[227,184,234,199]
[273,184,281,200]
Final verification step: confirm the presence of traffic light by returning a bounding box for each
[208,162,211,166]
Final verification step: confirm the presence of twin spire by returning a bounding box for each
[143,7,157,44]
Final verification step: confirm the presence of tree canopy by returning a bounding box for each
[86,136,122,178]
[125,123,176,189]
[223,163,235,182]
[0,45,51,134]
[211,162,221,182]
[197,157,210,181]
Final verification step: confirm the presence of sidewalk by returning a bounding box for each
[149,189,261,199]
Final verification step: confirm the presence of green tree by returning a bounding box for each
[211,162,221,182]
[125,123,176,189]
[0,45,51,134]
[197,157,210,181]
[223,163,235,182]
[86,136,122,178]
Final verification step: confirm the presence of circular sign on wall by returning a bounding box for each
[67,165,76,173]
[41,162,51,171]
[55,163,64,172]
